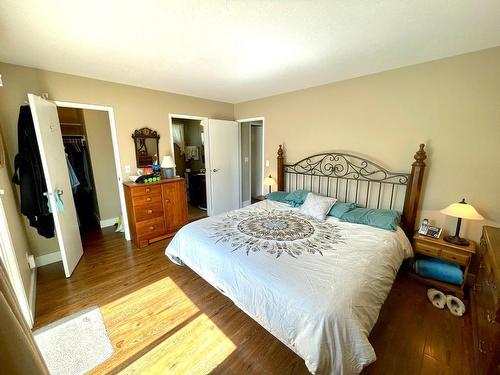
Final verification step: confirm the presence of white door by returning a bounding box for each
[206,119,240,216]
[28,94,83,277]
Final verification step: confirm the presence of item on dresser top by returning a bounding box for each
[135,173,160,184]
[418,218,442,239]
[340,208,401,231]
[440,198,484,246]
[414,257,464,285]
[184,145,199,161]
[160,155,176,179]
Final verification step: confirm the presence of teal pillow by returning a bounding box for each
[284,190,309,207]
[266,191,290,203]
[328,202,357,218]
[340,208,401,231]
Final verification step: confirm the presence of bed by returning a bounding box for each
[165,144,427,374]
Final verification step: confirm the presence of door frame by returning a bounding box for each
[55,100,130,241]
[168,114,211,214]
[0,190,34,327]
[237,117,265,205]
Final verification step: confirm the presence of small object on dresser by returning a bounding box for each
[440,198,484,246]
[161,155,176,179]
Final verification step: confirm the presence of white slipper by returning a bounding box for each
[427,288,446,309]
[446,295,466,317]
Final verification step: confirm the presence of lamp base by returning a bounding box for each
[444,235,470,246]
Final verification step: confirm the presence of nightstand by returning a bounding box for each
[251,195,266,204]
[410,233,476,297]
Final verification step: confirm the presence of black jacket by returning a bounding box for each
[12,106,54,238]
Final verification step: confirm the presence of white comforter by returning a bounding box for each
[165,200,412,374]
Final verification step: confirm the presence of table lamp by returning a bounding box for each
[440,198,483,246]
[263,175,276,194]
[161,155,176,179]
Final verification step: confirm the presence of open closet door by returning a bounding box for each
[28,94,83,277]
[206,119,240,216]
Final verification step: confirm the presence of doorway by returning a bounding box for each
[238,118,264,207]
[170,115,208,222]
[56,107,122,235]
[169,115,241,217]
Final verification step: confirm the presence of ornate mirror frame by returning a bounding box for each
[132,127,160,168]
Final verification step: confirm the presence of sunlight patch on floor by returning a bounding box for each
[118,311,237,374]
[90,276,235,374]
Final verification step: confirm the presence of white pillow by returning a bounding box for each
[299,193,337,221]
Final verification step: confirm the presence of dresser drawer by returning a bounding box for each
[134,202,163,222]
[132,193,162,206]
[414,240,441,257]
[137,217,166,240]
[441,249,469,266]
[130,184,161,197]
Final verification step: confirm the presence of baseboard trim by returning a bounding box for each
[35,251,62,267]
[242,200,251,207]
[29,268,37,320]
[100,217,118,228]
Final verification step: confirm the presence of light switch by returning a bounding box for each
[125,165,131,174]
[244,157,249,163]
[265,160,270,167]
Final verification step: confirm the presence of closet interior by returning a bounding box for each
[57,107,121,236]
[171,118,207,222]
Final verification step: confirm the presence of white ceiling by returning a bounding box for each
[1,1,499,103]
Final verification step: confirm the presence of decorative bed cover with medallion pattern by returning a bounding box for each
[165,200,412,374]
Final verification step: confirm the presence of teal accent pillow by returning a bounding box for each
[340,208,401,231]
[266,191,290,203]
[284,190,309,207]
[328,202,357,218]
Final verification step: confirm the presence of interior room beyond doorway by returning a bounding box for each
[171,117,207,222]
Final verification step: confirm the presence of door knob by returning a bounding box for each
[212,168,220,173]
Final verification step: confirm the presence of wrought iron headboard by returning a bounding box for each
[276,144,427,237]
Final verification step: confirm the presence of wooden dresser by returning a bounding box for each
[124,178,188,248]
[471,225,500,374]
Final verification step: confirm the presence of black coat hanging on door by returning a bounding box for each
[12,105,55,238]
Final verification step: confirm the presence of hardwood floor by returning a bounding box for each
[35,227,474,374]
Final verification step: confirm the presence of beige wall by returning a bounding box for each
[0,62,234,257]
[82,109,121,221]
[235,47,500,242]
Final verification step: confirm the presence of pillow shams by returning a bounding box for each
[299,193,337,221]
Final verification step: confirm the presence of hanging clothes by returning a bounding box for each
[66,154,80,193]
[12,106,55,238]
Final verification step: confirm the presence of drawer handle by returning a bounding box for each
[486,279,497,289]
[165,199,170,203]
[479,340,487,354]
[147,209,153,214]
[149,225,155,231]
[146,197,152,202]
[146,188,151,193]
[486,311,497,324]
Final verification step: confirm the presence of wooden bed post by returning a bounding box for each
[277,145,284,191]
[402,144,427,237]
